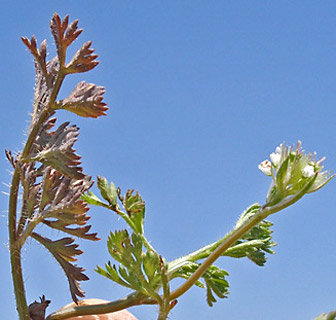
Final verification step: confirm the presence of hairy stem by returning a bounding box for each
[8,70,66,319]
[169,176,316,300]
[157,258,171,320]
[9,169,30,319]
[46,293,154,320]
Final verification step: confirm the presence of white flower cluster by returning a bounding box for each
[258,143,316,178]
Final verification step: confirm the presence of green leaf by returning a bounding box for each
[231,203,276,266]
[203,265,229,306]
[97,176,117,207]
[81,190,107,207]
[171,262,229,306]
[143,250,160,284]
[95,263,132,289]
[107,229,131,265]
[170,262,205,288]
[123,189,145,234]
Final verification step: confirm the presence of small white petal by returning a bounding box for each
[270,152,281,166]
[258,160,272,176]
[302,165,315,178]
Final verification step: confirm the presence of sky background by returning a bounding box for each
[1,1,336,319]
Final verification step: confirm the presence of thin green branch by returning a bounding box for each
[114,205,158,254]
[169,175,317,301]
[46,293,155,320]
[8,168,29,319]
[157,257,171,320]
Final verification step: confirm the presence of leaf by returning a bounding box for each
[81,190,108,207]
[29,59,58,129]
[97,176,117,207]
[66,41,99,74]
[118,266,144,291]
[31,232,88,303]
[99,229,163,295]
[171,262,229,306]
[21,36,48,77]
[229,203,276,266]
[203,266,229,307]
[43,218,99,241]
[5,150,17,168]
[34,118,57,152]
[107,229,134,266]
[50,13,83,62]
[40,168,92,213]
[123,189,145,235]
[95,263,131,289]
[31,122,84,179]
[171,262,205,288]
[59,82,108,118]
[142,250,160,284]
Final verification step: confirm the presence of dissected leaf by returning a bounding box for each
[43,218,99,241]
[31,122,84,179]
[81,190,108,207]
[229,203,276,266]
[107,229,134,265]
[21,36,48,80]
[50,13,83,63]
[123,190,145,235]
[59,82,108,118]
[66,42,99,73]
[142,250,160,284]
[203,266,229,307]
[97,176,117,207]
[98,229,164,295]
[5,150,17,168]
[34,118,57,152]
[31,232,88,302]
[28,58,59,130]
[171,262,229,306]
[95,263,131,288]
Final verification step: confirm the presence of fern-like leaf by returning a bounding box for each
[58,82,108,118]
[31,232,88,302]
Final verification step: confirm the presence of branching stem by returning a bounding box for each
[46,176,317,319]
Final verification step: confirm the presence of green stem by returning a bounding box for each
[9,169,30,320]
[115,206,158,254]
[10,245,29,319]
[46,293,154,320]
[157,257,171,320]
[169,176,316,301]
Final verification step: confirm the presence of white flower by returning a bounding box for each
[258,160,272,176]
[270,146,281,166]
[302,164,315,178]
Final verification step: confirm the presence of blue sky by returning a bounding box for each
[1,1,336,319]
